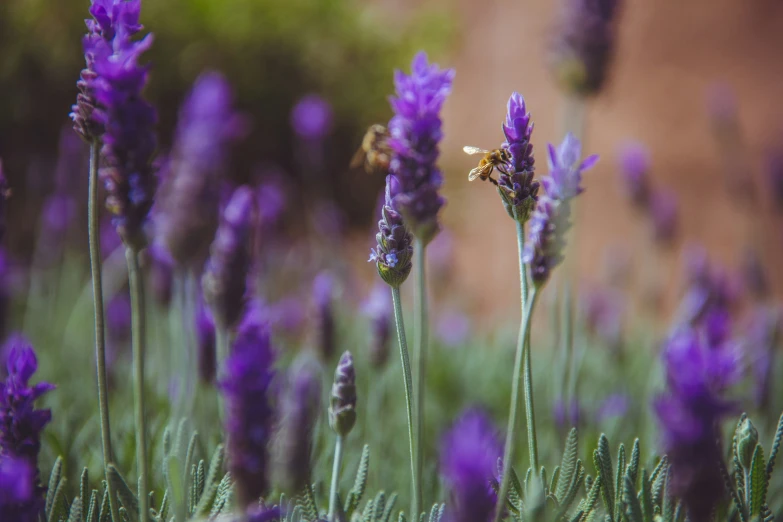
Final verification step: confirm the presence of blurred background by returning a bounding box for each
[2,0,783,326]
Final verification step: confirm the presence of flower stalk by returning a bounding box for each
[87,140,120,522]
[328,435,344,521]
[413,239,427,509]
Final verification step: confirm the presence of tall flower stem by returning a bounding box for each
[88,141,120,522]
[391,286,419,519]
[126,247,150,522]
[215,325,230,419]
[328,435,344,521]
[493,283,539,522]
[413,240,427,508]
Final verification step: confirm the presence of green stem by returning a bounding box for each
[216,326,230,420]
[126,248,149,522]
[413,240,427,510]
[391,286,420,520]
[87,141,120,522]
[493,286,539,522]
[328,435,344,521]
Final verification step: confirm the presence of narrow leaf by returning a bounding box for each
[627,440,640,489]
[622,475,643,522]
[749,444,767,517]
[107,465,139,522]
[766,412,783,481]
[68,498,84,522]
[557,429,579,502]
[46,456,64,517]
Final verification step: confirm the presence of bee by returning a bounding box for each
[350,124,392,173]
[463,146,512,186]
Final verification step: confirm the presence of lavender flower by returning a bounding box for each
[497,92,539,222]
[202,186,254,329]
[362,283,392,368]
[274,357,321,492]
[157,72,245,266]
[440,408,501,522]
[617,142,651,208]
[550,0,623,96]
[91,23,158,250]
[196,296,216,384]
[744,307,779,409]
[369,176,413,287]
[677,247,740,327]
[247,505,283,522]
[523,134,598,287]
[220,311,276,508]
[649,189,678,244]
[387,52,455,244]
[106,292,131,364]
[0,456,37,522]
[312,272,336,360]
[329,351,357,437]
[146,243,174,305]
[580,285,623,350]
[654,326,738,522]
[436,310,471,348]
[595,393,629,423]
[291,94,333,140]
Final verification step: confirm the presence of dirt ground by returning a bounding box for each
[417,0,783,325]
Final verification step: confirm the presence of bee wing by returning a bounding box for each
[468,164,491,181]
[349,146,368,169]
[463,146,490,155]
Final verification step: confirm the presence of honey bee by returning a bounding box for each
[463,146,512,186]
[351,124,392,173]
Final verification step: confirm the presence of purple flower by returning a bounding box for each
[91,23,158,250]
[146,243,174,305]
[369,175,414,287]
[328,351,357,437]
[580,285,623,350]
[677,247,740,327]
[617,142,651,208]
[255,177,287,229]
[220,310,276,508]
[654,327,738,522]
[312,272,336,359]
[387,52,455,244]
[542,133,599,201]
[274,357,321,492]
[0,456,37,522]
[440,408,502,522]
[361,283,392,368]
[497,92,540,222]
[247,505,283,522]
[436,310,471,347]
[743,307,779,409]
[595,393,629,423]
[549,0,623,96]
[269,297,306,335]
[202,186,254,329]
[195,296,216,384]
[290,94,333,140]
[157,72,245,267]
[71,0,144,141]
[106,292,131,363]
[649,189,678,244]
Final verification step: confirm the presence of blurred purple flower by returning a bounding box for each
[602,244,631,287]
[312,272,336,359]
[436,310,471,348]
[256,178,287,228]
[146,243,175,305]
[595,393,629,423]
[290,94,333,140]
[654,326,738,522]
[678,246,740,327]
[649,189,678,244]
[580,285,623,349]
[361,283,392,368]
[220,310,276,508]
[550,0,623,96]
[0,456,37,522]
[617,142,651,208]
[440,408,501,522]
[329,351,357,437]
[158,72,245,267]
[269,297,306,335]
[743,307,779,409]
[387,52,454,244]
[553,397,581,431]
[202,186,254,329]
[196,296,216,384]
[246,505,283,522]
[106,292,131,364]
[370,175,413,287]
[542,133,599,201]
[427,228,455,275]
[312,200,346,243]
[497,92,539,222]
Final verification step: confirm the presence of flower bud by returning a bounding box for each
[328,351,357,437]
[737,417,758,470]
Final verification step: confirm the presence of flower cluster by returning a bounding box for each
[654,322,739,522]
[549,0,623,96]
[202,186,254,329]
[157,72,245,267]
[370,175,414,287]
[387,52,455,244]
[328,351,357,437]
[0,338,55,521]
[0,456,36,522]
[220,310,276,509]
[523,133,598,286]
[497,92,539,222]
[440,409,501,522]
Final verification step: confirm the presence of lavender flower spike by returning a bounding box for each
[549,0,623,96]
[387,51,455,244]
[0,457,36,522]
[91,24,157,250]
[370,175,413,287]
[274,357,321,493]
[329,351,357,437]
[157,72,245,267]
[497,92,540,222]
[0,337,55,521]
[617,142,651,208]
[202,185,254,329]
[524,133,598,287]
[220,312,276,508]
[312,272,336,360]
[440,408,502,522]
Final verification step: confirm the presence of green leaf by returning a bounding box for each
[639,469,653,522]
[614,444,626,522]
[210,473,232,517]
[749,444,768,517]
[164,455,186,522]
[302,484,318,521]
[593,435,615,522]
[427,503,439,522]
[194,460,205,509]
[47,476,68,522]
[158,490,170,522]
[380,493,398,522]
[398,512,407,522]
[344,444,370,519]
[162,426,172,459]
[622,475,643,522]
[650,460,667,510]
[555,460,584,520]
[374,492,386,521]
[627,440,640,489]
[550,466,561,495]
[733,414,748,493]
[766,412,783,481]
[361,498,375,522]
[107,465,139,522]
[68,498,84,522]
[80,468,89,513]
[582,474,602,518]
[557,429,579,502]
[98,486,110,522]
[46,456,64,517]
[86,490,99,522]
